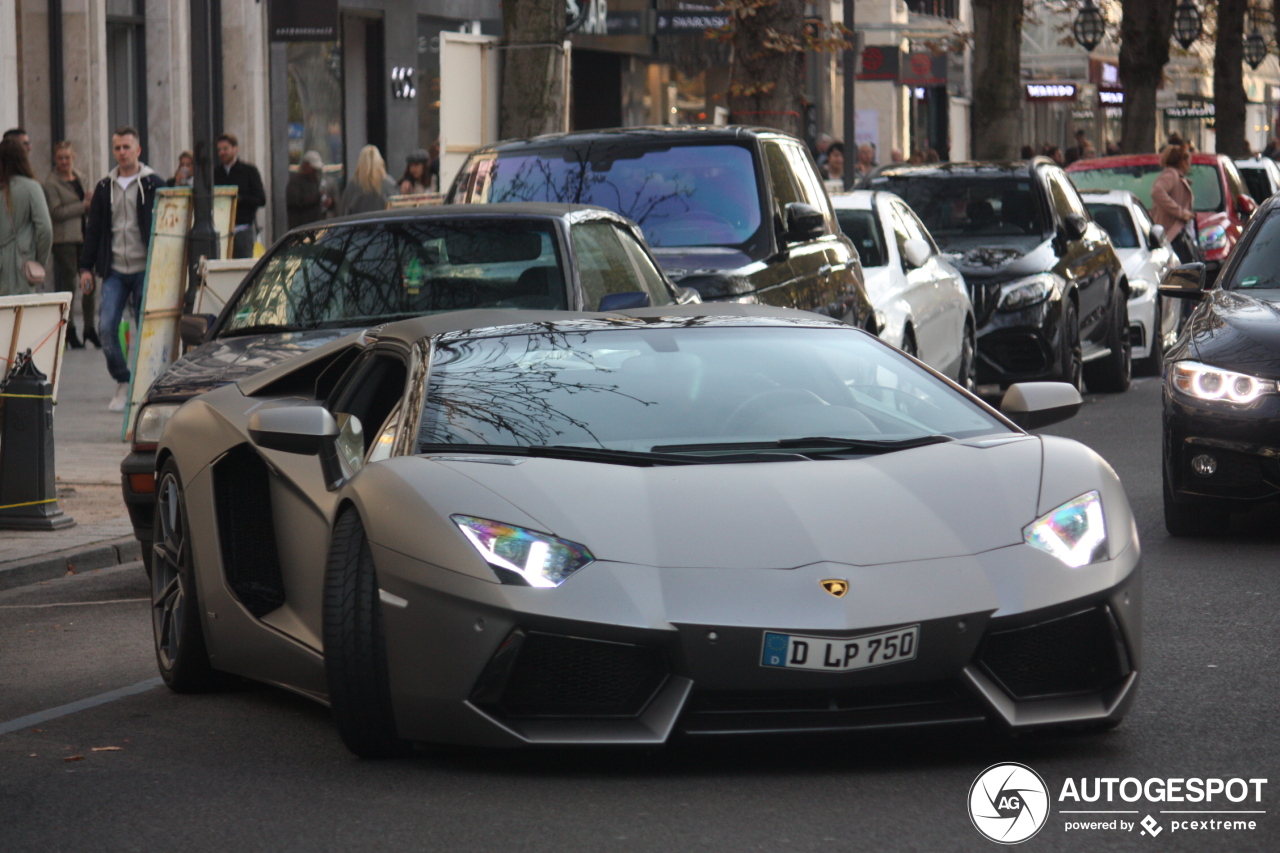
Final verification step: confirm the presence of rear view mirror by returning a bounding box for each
[1159,263,1208,300]
[1062,213,1088,241]
[785,202,826,242]
[902,238,931,269]
[180,314,213,348]
[248,406,360,490]
[1000,382,1083,430]
[1236,194,1258,220]
[1147,224,1167,247]
[598,291,651,311]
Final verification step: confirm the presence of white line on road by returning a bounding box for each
[0,677,164,736]
[0,598,149,609]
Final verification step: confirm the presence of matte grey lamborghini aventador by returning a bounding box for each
[151,304,1141,756]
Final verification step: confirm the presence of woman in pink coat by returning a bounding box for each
[1151,144,1200,263]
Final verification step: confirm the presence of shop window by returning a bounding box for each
[106,0,147,151]
[286,41,344,184]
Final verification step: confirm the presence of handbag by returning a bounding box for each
[1,185,46,286]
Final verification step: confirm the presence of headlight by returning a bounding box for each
[1170,360,1278,405]
[1198,224,1228,251]
[1023,491,1107,569]
[133,404,181,446]
[451,515,594,587]
[1127,278,1151,299]
[998,273,1060,312]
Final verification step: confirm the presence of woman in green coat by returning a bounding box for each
[0,139,53,297]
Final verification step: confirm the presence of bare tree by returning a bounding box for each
[1214,0,1251,157]
[1118,0,1177,154]
[971,0,1025,160]
[500,0,567,139]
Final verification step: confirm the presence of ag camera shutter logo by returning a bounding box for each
[969,763,1050,844]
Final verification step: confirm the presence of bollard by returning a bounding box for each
[0,351,75,530]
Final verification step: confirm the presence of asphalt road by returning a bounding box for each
[2,375,1277,853]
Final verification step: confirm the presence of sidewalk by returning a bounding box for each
[0,346,140,588]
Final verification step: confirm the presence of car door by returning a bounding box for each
[888,197,965,370]
[1045,168,1113,344]
[1130,201,1179,345]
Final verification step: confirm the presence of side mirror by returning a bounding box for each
[902,237,931,269]
[1237,193,1258,220]
[248,406,362,490]
[1000,382,1083,430]
[785,202,826,243]
[1147,224,1167,248]
[598,291,651,311]
[1158,263,1208,300]
[180,314,214,348]
[675,285,702,305]
[1062,213,1088,241]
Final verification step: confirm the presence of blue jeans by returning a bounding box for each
[99,270,145,383]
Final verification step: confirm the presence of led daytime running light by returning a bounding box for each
[1023,491,1107,569]
[1172,361,1276,405]
[451,515,594,587]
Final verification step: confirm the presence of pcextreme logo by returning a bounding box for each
[969,765,1269,843]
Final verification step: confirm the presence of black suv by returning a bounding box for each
[862,160,1131,392]
[448,126,872,328]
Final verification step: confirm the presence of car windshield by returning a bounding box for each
[864,176,1047,244]
[1068,163,1224,213]
[417,325,1005,455]
[835,209,887,267]
[1224,211,1280,290]
[221,219,567,334]
[1085,203,1140,248]
[456,143,763,249]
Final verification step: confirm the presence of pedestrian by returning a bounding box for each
[286,150,334,230]
[214,133,266,258]
[427,140,441,191]
[3,128,31,156]
[78,126,165,412]
[1045,145,1065,166]
[1105,141,1121,156]
[42,141,96,347]
[1151,143,1200,265]
[1065,129,1089,165]
[890,147,904,164]
[0,138,53,297]
[398,149,432,195]
[339,145,395,216]
[854,143,877,177]
[813,133,834,168]
[1020,144,1035,159]
[169,151,194,187]
[823,142,845,182]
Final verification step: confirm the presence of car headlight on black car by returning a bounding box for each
[998,273,1062,312]
[1169,361,1279,405]
[133,403,182,447]
[1023,491,1107,568]
[452,515,594,587]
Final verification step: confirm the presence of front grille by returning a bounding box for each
[494,633,668,719]
[977,606,1129,700]
[212,445,285,617]
[981,333,1051,375]
[680,682,987,735]
[1183,445,1279,499]
[968,280,1003,327]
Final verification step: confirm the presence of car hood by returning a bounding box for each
[422,436,1043,569]
[1186,289,1280,378]
[145,329,353,399]
[937,235,1055,281]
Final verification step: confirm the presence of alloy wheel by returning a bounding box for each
[152,472,187,671]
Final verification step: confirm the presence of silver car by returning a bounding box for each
[151,305,1141,755]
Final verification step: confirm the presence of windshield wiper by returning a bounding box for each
[418,443,805,467]
[652,435,955,455]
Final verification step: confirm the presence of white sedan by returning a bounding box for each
[832,190,975,387]
[1080,189,1179,375]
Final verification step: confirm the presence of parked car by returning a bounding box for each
[149,303,1139,754]
[447,126,873,328]
[120,203,697,569]
[1067,153,1257,281]
[861,159,1131,393]
[1079,189,1180,375]
[1234,155,1280,205]
[1158,193,1280,536]
[831,190,975,387]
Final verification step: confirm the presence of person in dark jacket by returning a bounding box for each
[215,133,266,258]
[78,126,165,411]
[285,150,333,230]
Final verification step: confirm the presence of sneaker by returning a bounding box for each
[108,382,129,412]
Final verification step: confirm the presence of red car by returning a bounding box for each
[1067,153,1257,280]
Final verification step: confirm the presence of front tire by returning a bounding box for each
[152,460,221,692]
[1084,295,1132,392]
[1059,298,1083,390]
[323,507,409,758]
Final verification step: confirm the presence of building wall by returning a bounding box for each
[0,0,19,133]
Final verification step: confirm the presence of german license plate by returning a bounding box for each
[760,625,920,672]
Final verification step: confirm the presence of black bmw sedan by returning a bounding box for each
[1160,197,1280,535]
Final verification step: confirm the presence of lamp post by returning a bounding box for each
[1244,28,1268,71]
[1173,0,1204,51]
[1072,0,1106,52]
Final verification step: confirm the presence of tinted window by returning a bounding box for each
[784,142,830,216]
[1068,163,1224,212]
[459,143,763,248]
[222,220,568,334]
[572,221,671,310]
[763,141,802,213]
[1225,212,1280,289]
[1085,203,1140,249]
[835,209,887,268]
[418,326,1005,452]
[1238,165,1275,204]
[867,176,1047,239]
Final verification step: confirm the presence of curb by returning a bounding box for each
[0,536,142,591]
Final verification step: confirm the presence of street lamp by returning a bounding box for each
[1173,0,1203,50]
[1244,28,1268,70]
[1072,0,1106,52]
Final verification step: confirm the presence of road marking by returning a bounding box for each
[0,677,164,736]
[0,598,149,609]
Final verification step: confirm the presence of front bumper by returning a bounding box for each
[121,449,158,541]
[371,541,1142,747]
[974,297,1067,386]
[1163,387,1280,508]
